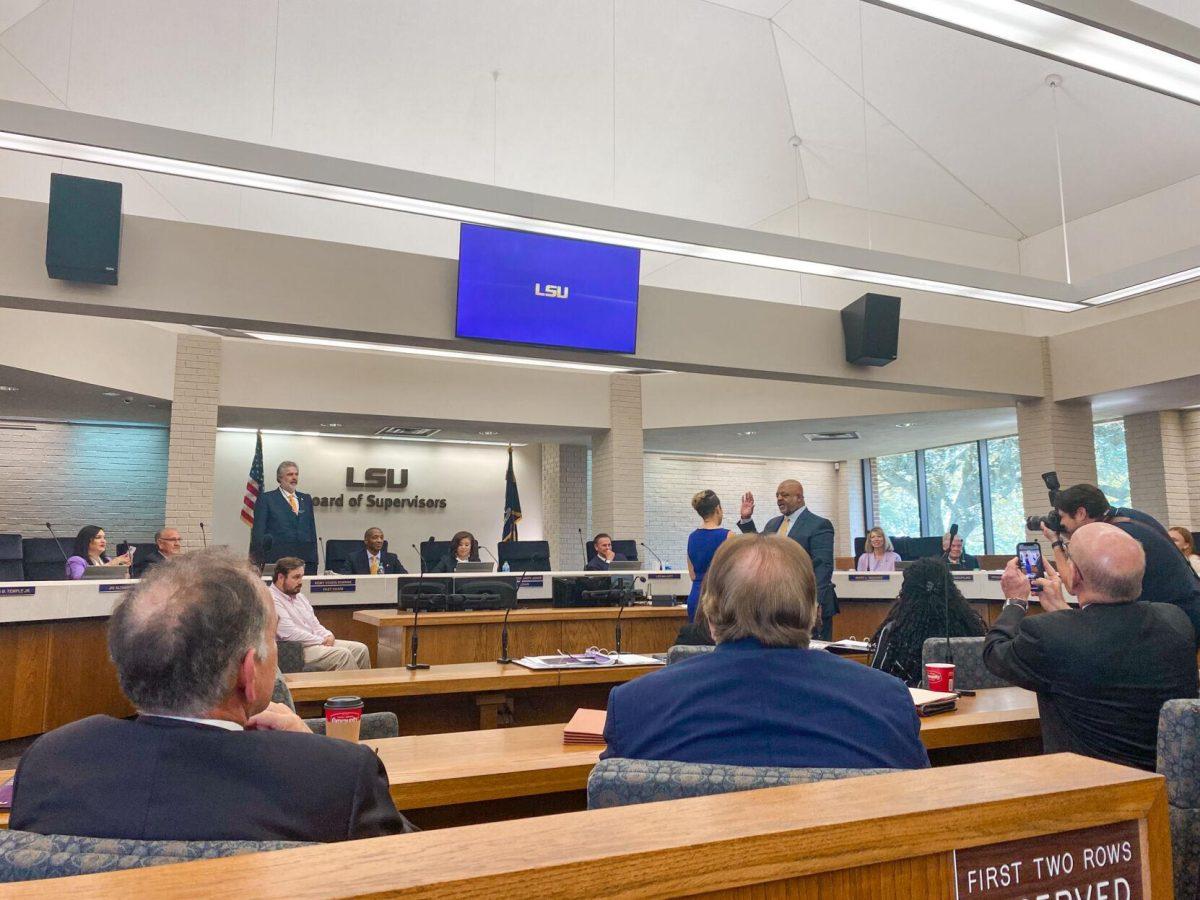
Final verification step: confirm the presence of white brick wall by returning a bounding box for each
[643,453,839,570]
[1186,410,1200,528]
[540,443,589,569]
[1125,410,1191,526]
[0,421,167,540]
[164,335,221,552]
[592,374,645,546]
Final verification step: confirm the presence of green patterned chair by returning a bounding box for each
[587,757,891,809]
[920,637,1010,690]
[0,830,308,882]
[665,644,715,665]
[272,672,399,739]
[1157,698,1200,900]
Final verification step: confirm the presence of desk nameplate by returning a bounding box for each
[955,819,1140,899]
[309,578,357,594]
[0,586,34,596]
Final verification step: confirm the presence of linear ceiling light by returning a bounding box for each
[242,331,651,373]
[1083,263,1200,305]
[866,0,1200,105]
[218,426,525,448]
[0,128,1080,312]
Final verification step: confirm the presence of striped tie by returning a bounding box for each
[286,492,298,515]
[369,556,379,575]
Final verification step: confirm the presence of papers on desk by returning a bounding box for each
[564,709,607,745]
[909,688,958,716]
[514,653,665,670]
[810,639,872,655]
[0,775,13,809]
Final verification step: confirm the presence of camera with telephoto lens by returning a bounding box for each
[1024,471,1066,534]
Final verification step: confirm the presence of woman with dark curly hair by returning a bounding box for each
[870,557,985,685]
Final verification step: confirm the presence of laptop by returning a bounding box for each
[81,565,130,580]
[895,560,917,571]
[607,560,643,571]
[455,561,495,574]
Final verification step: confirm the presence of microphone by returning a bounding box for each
[943,522,959,558]
[405,543,430,669]
[614,593,629,656]
[639,542,664,571]
[199,522,208,548]
[479,545,498,569]
[44,523,69,563]
[319,537,330,574]
[578,528,588,569]
[498,564,530,664]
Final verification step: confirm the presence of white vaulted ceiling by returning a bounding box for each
[1,0,1200,327]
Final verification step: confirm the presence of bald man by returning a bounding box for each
[738,480,838,640]
[984,522,1198,771]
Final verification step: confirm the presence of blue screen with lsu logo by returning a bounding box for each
[455,223,640,353]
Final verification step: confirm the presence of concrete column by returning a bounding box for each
[591,374,645,547]
[164,335,220,552]
[1015,339,1096,519]
[867,458,882,529]
[833,460,865,557]
[540,443,589,570]
[1186,410,1200,528]
[1125,410,1191,526]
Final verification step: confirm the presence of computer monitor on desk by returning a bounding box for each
[607,560,643,571]
[454,561,494,574]
[552,575,635,607]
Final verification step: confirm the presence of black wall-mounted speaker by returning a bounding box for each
[841,292,900,366]
[46,173,122,285]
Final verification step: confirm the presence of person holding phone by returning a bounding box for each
[65,525,132,579]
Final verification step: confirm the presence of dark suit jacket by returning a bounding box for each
[947,552,980,571]
[1109,514,1200,639]
[585,552,628,571]
[738,508,838,617]
[10,715,407,842]
[602,638,929,770]
[250,489,318,567]
[130,547,167,579]
[983,602,1199,771]
[342,547,406,575]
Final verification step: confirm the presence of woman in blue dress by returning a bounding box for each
[686,489,735,621]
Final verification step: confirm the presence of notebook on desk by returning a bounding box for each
[564,709,607,745]
[514,653,664,670]
[909,688,958,716]
[0,774,13,809]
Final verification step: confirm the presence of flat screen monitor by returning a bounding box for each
[456,223,640,353]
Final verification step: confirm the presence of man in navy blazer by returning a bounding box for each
[737,480,838,640]
[342,527,406,575]
[602,534,927,770]
[250,460,319,575]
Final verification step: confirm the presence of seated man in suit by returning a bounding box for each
[585,533,628,571]
[10,547,411,842]
[129,526,183,578]
[602,533,928,770]
[270,558,371,670]
[250,460,319,575]
[343,527,406,575]
[737,480,837,639]
[984,522,1198,772]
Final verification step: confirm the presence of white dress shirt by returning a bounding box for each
[148,715,243,731]
[270,583,333,646]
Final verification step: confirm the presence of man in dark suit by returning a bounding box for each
[602,533,927,770]
[129,526,182,578]
[11,548,412,842]
[585,533,628,571]
[342,527,406,575]
[984,523,1198,772]
[737,480,838,640]
[250,460,319,575]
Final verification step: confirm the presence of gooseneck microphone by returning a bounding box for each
[639,542,665,571]
[614,594,629,656]
[479,545,498,567]
[45,523,69,563]
[578,528,588,569]
[498,563,530,664]
[406,543,430,669]
[942,523,958,666]
[199,522,208,548]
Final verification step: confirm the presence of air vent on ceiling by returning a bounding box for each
[803,431,860,442]
[374,426,442,437]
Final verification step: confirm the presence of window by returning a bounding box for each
[986,436,1025,554]
[923,442,985,555]
[1093,420,1130,508]
[875,453,921,538]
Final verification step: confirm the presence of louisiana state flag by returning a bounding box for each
[502,446,522,542]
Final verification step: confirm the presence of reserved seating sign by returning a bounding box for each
[955,820,1140,899]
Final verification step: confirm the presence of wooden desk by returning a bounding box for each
[7,755,1170,898]
[286,662,663,732]
[354,605,687,667]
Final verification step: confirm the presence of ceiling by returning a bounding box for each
[0,364,168,425]
[2,1,1200,325]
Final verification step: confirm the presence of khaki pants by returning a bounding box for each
[302,639,371,671]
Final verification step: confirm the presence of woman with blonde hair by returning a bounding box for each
[684,489,734,621]
[857,526,901,572]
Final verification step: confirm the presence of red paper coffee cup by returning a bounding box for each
[925,663,955,692]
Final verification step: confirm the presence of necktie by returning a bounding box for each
[777,516,789,535]
[369,556,379,575]
[286,492,298,514]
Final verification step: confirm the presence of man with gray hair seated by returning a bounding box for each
[10,548,410,842]
[985,521,1198,771]
[601,533,929,770]
[129,526,182,578]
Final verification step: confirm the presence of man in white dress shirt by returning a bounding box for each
[270,557,371,670]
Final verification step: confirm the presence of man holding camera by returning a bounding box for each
[1039,482,1200,641]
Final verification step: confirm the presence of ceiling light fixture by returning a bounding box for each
[1084,264,1200,305]
[0,105,1085,312]
[864,0,1200,106]
[218,426,524,448]
[736,430,758,436]
[321,422,342,428]
[102,391,121,397]
[478,430,500,436]
[242,331,649,373]
[0,386,18,392]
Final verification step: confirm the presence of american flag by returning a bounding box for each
[241,431,264,526]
